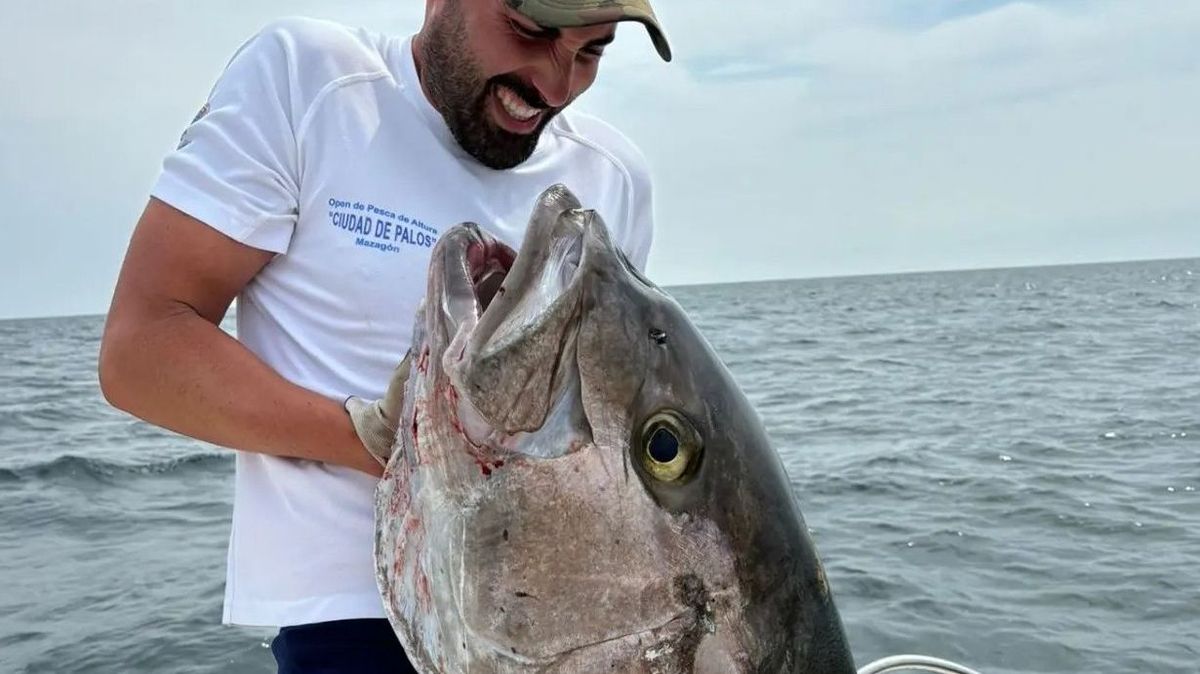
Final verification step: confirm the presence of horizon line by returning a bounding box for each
[2,253,1196,323]
[663,253,1200,290]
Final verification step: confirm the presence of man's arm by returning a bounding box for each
[99,198,383,477]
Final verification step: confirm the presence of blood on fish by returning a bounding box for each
[386,476,411,518]
[386,458,413,517]
[436,382,508,477]
[475,457,507,477]
[417,571,432,611]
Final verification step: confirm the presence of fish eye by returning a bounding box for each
[648,427,678,462]
[639,411,702,483]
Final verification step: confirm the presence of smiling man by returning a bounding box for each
[98,0,670,672]
[420,0,669,168]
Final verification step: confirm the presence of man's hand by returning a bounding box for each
[346,352,412,467]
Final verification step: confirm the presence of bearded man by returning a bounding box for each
[98,1,670,671]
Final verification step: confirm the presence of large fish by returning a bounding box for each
[374,185,857,673]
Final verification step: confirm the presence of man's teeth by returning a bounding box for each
[497,86,540,122]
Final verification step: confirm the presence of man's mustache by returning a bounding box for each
[488,74,552,111]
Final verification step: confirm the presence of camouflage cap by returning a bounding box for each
[507,0,672,61]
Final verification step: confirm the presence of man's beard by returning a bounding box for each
[419,10,561,170]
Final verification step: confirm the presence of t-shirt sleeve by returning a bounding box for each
[150,22,302,254]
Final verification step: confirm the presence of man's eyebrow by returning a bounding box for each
[585,33,617,49]
[507,8,615,48]
[507,10,561,38]
[526,23,562,39]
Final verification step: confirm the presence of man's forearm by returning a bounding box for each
[99,305,382,476]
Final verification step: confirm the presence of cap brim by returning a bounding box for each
[623,15,672,62]
[510,0,673,62]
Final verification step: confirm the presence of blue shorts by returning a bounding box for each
[270,618,418,674]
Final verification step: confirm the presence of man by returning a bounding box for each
[97,0,670,671]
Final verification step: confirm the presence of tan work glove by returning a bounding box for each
[345,351,412,467]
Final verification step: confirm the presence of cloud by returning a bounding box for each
[0,1,1197,317]
[580,1,1200,284]
[0,1,425,320]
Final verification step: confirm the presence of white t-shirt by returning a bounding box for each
[151,16,654,628]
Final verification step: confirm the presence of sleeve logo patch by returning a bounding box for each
[177,102,210,150]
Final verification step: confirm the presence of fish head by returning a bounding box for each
[376,184,856,673]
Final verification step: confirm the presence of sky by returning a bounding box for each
[1,0,1198,319]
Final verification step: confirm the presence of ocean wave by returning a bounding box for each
[1150,299,1191,310]
[0,453,231,483]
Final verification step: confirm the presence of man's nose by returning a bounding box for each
[529,53,577,108]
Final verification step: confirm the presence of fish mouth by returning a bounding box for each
[436,185,616,440]
[432,225,515,337]
[436,186,586,340]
